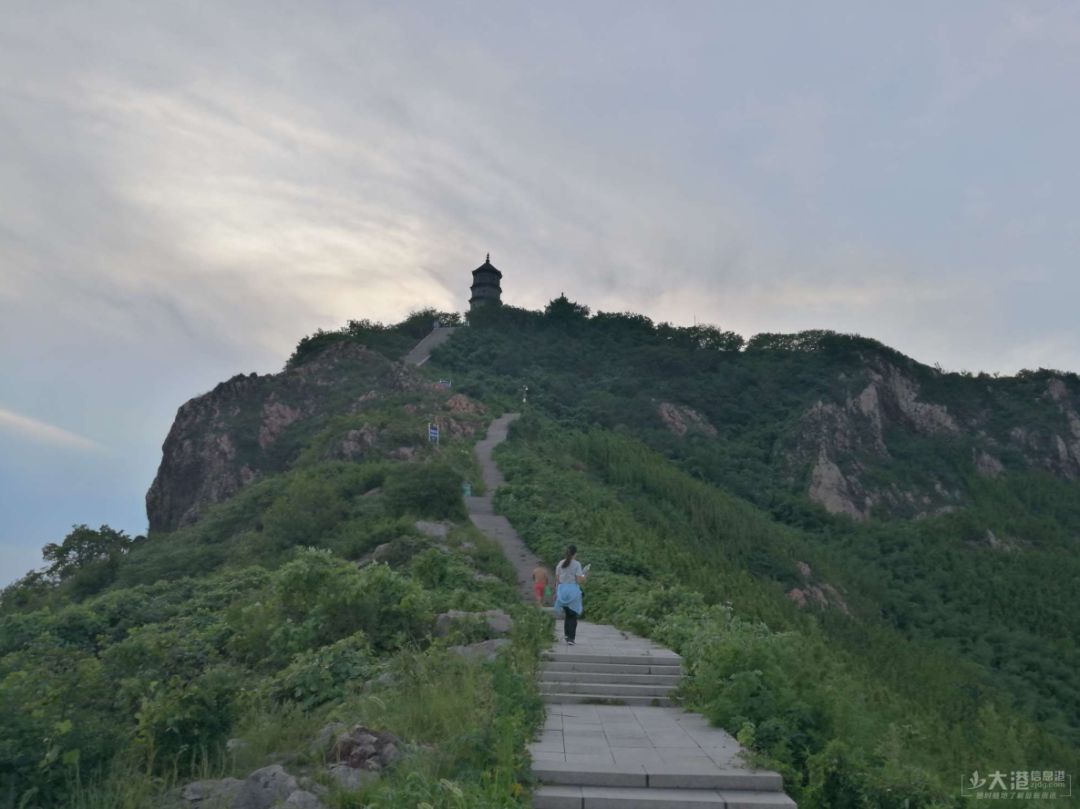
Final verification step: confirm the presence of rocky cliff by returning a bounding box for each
[783,356,1080,519]
[147,341,485,533]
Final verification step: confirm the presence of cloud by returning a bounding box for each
[2,1,1080,589]
[0,408,106,453]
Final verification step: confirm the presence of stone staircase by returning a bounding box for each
[531,622,796,809]
[540,648,681,707]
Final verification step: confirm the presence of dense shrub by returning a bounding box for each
[383,462,466,520]
[268,632,373,708]
[229,549,431,663]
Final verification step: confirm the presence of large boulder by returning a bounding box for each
[327,762,380,791]
[329,725,402,771]
[180,778,243,807]
[324,725,402,792]
[283,791,325,809]
[233,765,299,809]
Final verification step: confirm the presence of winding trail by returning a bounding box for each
[466,414,797,807]
[466,412,540,601]
[403,325,458,366]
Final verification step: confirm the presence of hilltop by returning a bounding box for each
[2,300,1078,809]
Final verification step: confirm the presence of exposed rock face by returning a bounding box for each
[445,393,486,415]
[146,341,477,532]
[785,561,850,614]
[788,361,966,519]
[974,450,1005,478]
[808,451,868,520]
[657,401,718,438]
[1038,377,1080,477]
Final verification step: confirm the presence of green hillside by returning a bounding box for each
[3,301,1078,808]
[428,302,1080,805]
[0,356,548,809]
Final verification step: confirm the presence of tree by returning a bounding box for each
[544,294,590,323]
[42,524,136,582]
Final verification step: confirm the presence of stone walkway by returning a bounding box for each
[465,412,540,601]
[403,325,458,366]
[461,410,797,807]
[532,623,795,808]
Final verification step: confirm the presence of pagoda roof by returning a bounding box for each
[472,253,503,278]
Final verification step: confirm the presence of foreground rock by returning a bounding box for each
[318,724,402,791]
[180,778,243,807]
[179,765,326,809]
[233,765,300,809]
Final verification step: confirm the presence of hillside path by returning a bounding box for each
[403,325,458,366]
[465,415,797,807]
[466,412,540,601]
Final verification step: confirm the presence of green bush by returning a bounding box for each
[229,549,431,664]
[132,664,246,770]
[268,632,373,709]
[263,475,347,547]
[383,462,466,520]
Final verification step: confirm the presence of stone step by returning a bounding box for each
[533,784,797,808]
[544,652,683,667]
[532,761,784,791]
[541,693,675,707]
[540,681,677,698]
[543,661,684,676]
[540,671,682,686]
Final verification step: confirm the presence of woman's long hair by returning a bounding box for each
[558,544,577,575]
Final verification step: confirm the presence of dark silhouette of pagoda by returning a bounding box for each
[469,254,503,312]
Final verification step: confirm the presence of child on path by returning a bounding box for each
[532,564,550,605]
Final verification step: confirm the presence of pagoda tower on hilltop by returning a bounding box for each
[469,254,503,312]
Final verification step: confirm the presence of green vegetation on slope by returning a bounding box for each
[427,303,1080,805]
[1,385,547,809]
[492,415,1075,807]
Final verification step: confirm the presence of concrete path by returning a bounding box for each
[462,411,797,807]
[465,412,541,601]
[403,325,458,366]
[533,623,796,808]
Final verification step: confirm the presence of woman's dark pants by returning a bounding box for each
[563,606,579,642]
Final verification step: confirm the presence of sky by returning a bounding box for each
[2,2,1080,585]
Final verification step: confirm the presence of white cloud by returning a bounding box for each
[0,408,106,453]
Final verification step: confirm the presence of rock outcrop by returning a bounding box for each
[179,765,328,809]
[785,561,850,614]
[787,361,968,519]
[146,342,485,532]
[657,401,718,438]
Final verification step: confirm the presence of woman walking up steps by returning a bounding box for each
[554,544,589,645]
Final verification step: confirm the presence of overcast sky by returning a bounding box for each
[3,2,1079,585]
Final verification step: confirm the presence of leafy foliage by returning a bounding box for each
[0,378,534,808]
[492,415,1078,806]
[287,308,462,368]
